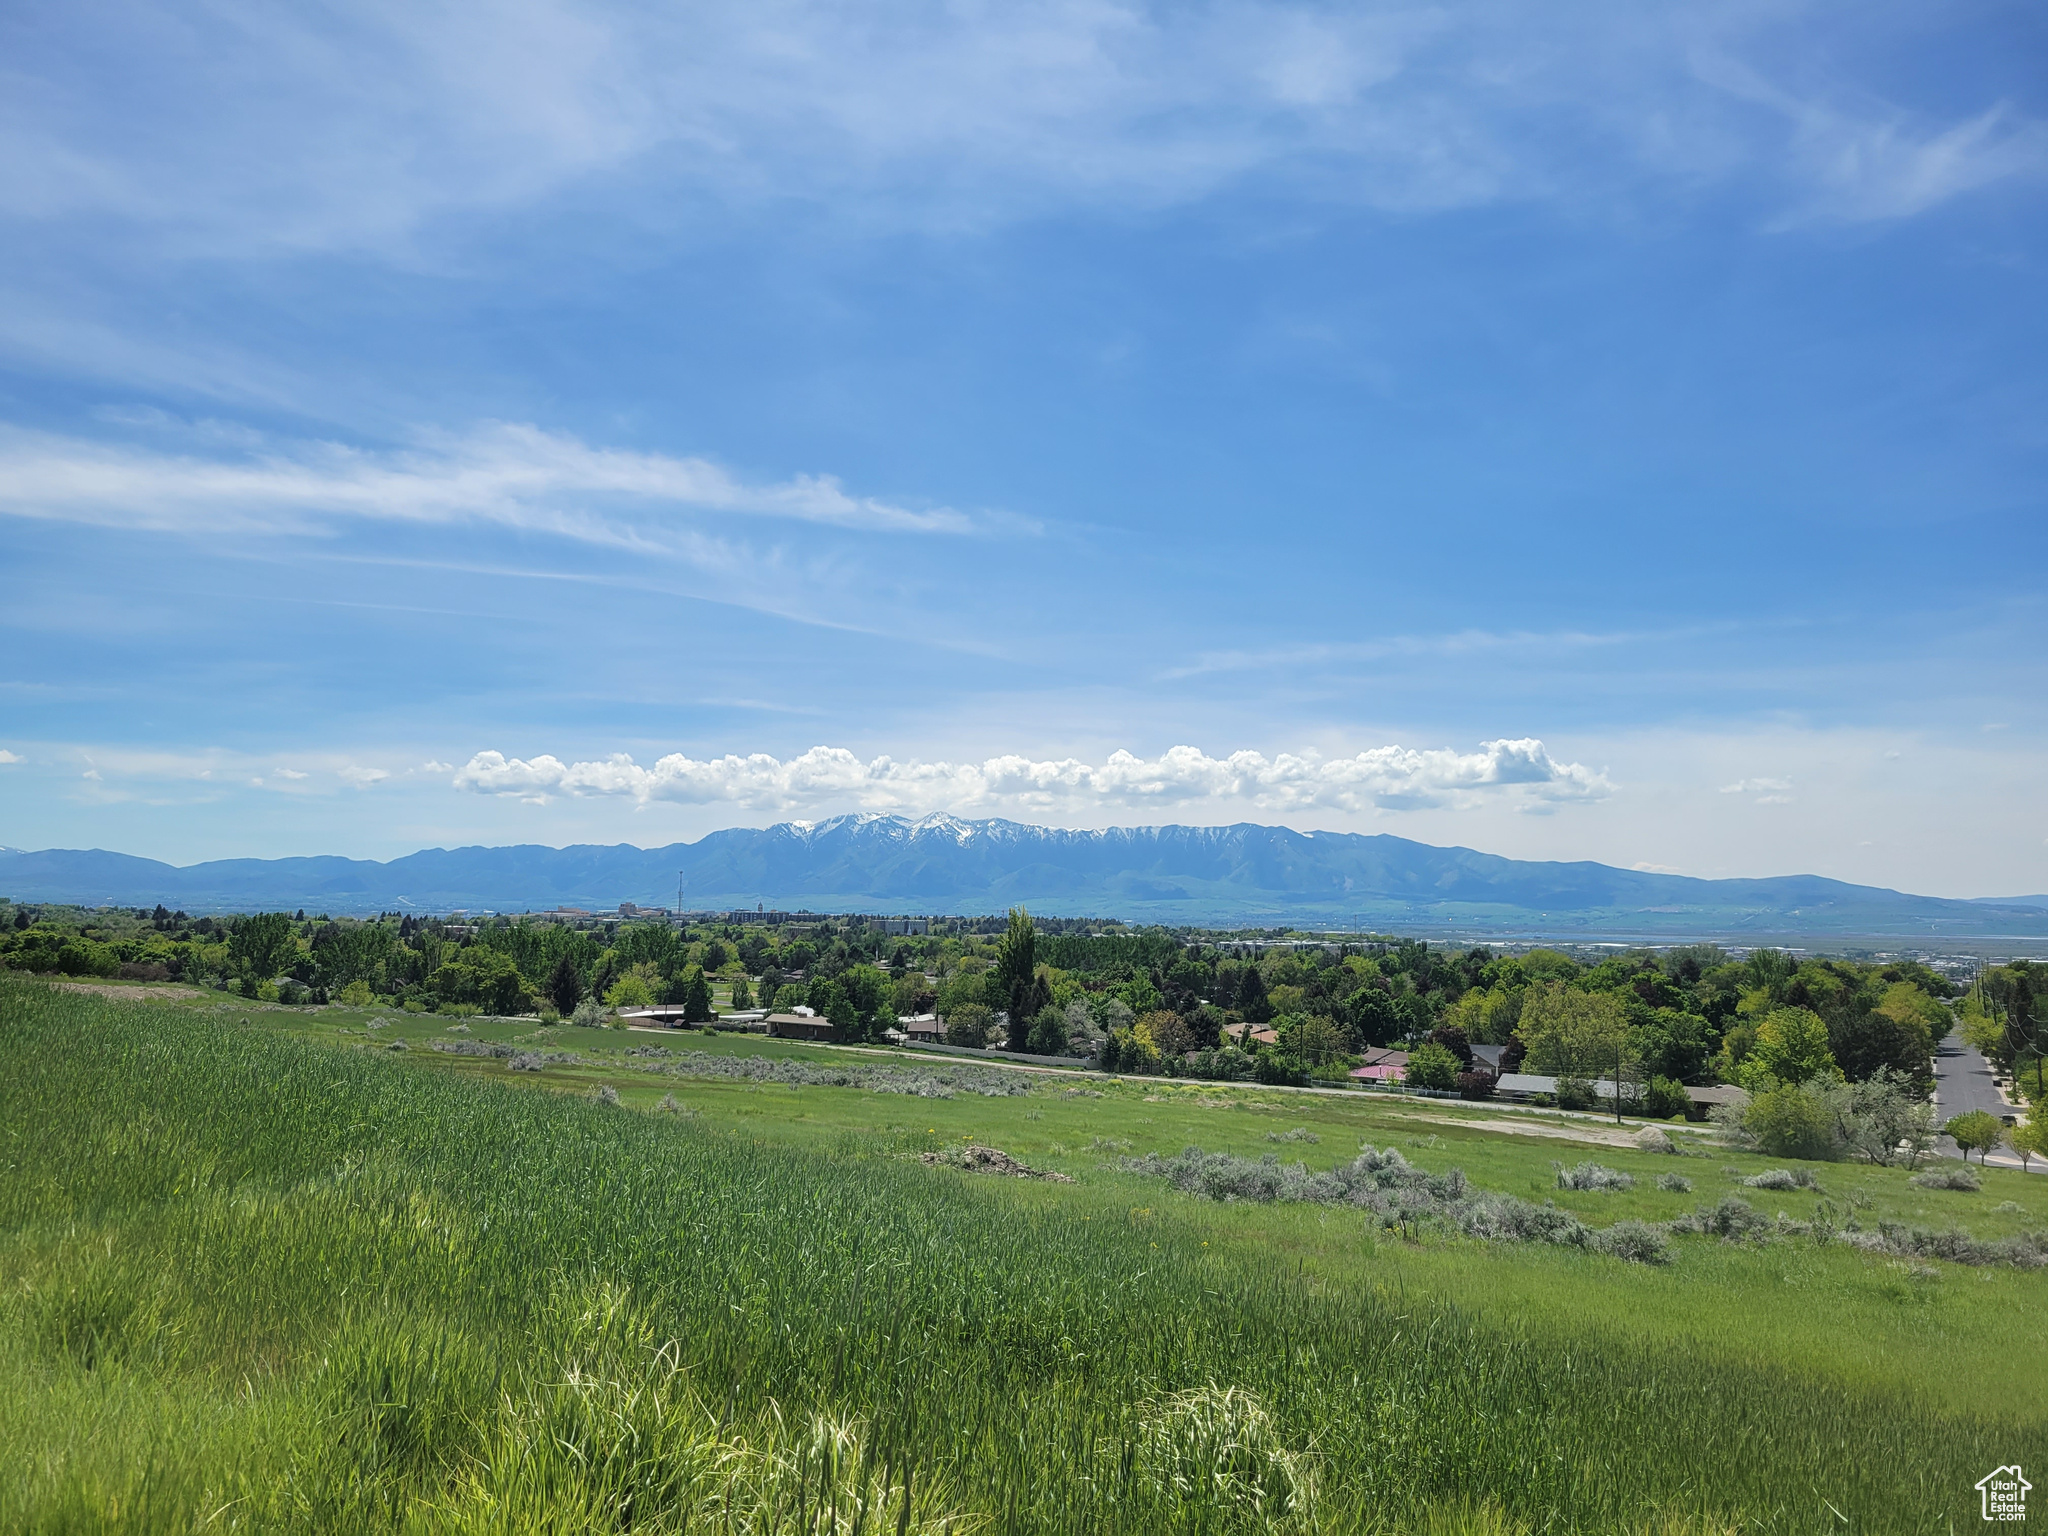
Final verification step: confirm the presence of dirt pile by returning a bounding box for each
[921,1144,1074,1182]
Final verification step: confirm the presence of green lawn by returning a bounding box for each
[6,979,2043,1533]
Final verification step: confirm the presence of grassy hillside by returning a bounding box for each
[3,979,2041,1533]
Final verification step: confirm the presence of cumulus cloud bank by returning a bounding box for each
[454,740,1610,816]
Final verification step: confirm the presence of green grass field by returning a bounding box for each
[5,978,2044,1533]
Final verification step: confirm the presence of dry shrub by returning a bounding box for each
[1555,1162,1634,1192]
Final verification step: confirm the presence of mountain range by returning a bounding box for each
[4,814,2047,941]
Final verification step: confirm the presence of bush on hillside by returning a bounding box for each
[1670,1195,1772,1241]
[1591,1220,1673,1265]
[1555,1162,1634,1192]
[1910,1164,1981,1191]
[1728,1082,1841,1161]
[1743,1168,1819,1191]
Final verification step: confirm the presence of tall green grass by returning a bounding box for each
[0,979,2030,1533]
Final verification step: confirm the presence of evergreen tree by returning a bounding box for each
[548,954,584,1016]
[1238,966,1272,1024]
[680,965,715,1023]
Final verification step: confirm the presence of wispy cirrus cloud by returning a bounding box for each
[3,2,2037,263]
[12,742,440,804]
[1159,626,1675,681]
[0,421,985,543]
[453,739,1611,816]
[1691,49,2048,224]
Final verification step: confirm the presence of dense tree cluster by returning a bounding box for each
[0,902,1957,1110]
[916,919,1957,1106]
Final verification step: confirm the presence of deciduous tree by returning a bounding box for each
[1406,1040,1460,1091]
[1944,1110,2006,1163]
[228,912,296,987]
[1736,1008,1839,1092]
[944,1003,991,1048]
[2011,1116,2047,1172]
[1519,982,1638,1118]
[1136,1009,1192,1059]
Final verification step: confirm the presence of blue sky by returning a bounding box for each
[1,0,2043,896]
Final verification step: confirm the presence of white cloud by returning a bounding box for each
[2,2,2035,263]
[1690,50,2048,224]
[339,765,391,788]
[0,421,980,543]
[274,767,308,780]
[1718,777,1792,795]
[453,739,1611,816]
[0,750,20,764]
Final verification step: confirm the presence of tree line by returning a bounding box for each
[0,901,1962,1115]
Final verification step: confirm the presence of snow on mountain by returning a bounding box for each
[1,814,2042,938]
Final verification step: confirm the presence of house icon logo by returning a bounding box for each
[1978,1465,2029,1522]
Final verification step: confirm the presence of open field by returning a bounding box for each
[4,978,2044,1533]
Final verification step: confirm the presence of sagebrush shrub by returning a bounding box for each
[1742,1168,1820,1191]
[1591,1220,1673,1265]
[1670,1196,1772,1240]
[1555,1162,1634,1192]
[1910,1165,1980,1191]
[622,1047,1033,1099]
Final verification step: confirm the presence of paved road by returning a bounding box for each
[1931,1030,2043,1174]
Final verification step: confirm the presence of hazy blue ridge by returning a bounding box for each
[4,816,2047,939]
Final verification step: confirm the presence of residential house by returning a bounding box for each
[1348,1050,1410,1084]
[766,1008,834,1042]
[899,1013,944,1044]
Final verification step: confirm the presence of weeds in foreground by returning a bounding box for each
[0,980,2025,1534]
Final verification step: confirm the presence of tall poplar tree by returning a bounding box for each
[996,907,1038,1051]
